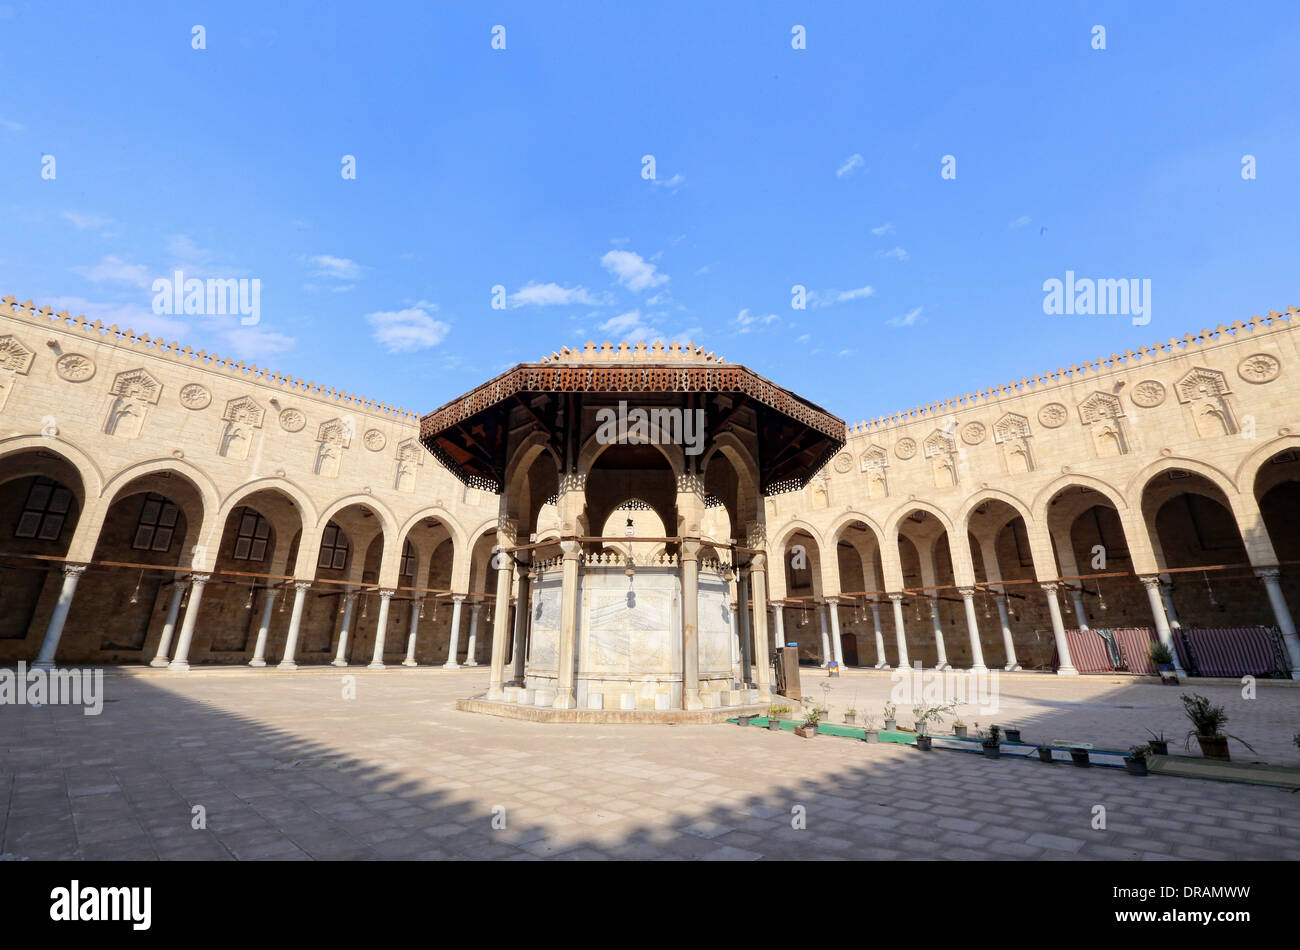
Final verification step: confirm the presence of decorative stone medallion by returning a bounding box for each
[1238,353,1281,384]
[832,452,852,473]
[55,353,96,382]
[1131,379,1166,408]
[961,421,986,445]
[364,429,387,452]
[1038,403,1068,428]
[279,408,306,432]
[894,437,917,460]
[178,383,211,409]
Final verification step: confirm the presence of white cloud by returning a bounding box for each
[693,262,717,276]
[650,173,685,192]
[74,254,153,289]
[366,305,450,352]
[62,211,113,232]
[598,310,665,341]
[795,333,810,344]
[733,308,780,333]
[871,222,894,236]
[878,246,909,262]
[836,153,865,178]
[217,323,297,360]
[809,285,875,308]
[0,116,22,133]
[509,282,604,307]
[601,250,668,292]
[167,234,213,262]
[888,306,924,328]
[307,254,362,280]
[1009,215,1032,229]
[838,349,856,357]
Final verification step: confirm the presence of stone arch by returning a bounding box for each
[1124,456,1239,507]
[1237,434,1300,496]
[0,435,104,504]
[575,426,686,483]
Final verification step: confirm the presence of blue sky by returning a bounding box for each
[3,2,1298,423]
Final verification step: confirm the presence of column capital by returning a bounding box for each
[957,586,977,598]
[748,550,767,571]
[824,595,839,605]
[559,539,581,558]
[1039,582,1060,593]
[61,562,89,578]
[1137,574,1162,590]
[293,580,312,592]
[1255,567,1282,580]
[378,587,396,600]
[888,592,906,603]
[173,577,191,591]
[190,572,212,586]
[679,538,701,560]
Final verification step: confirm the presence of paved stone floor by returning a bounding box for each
[2,666,1298,860]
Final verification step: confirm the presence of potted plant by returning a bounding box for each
[1123,744,1151,776]
[767,704,789,731]
[1180,693,1255,761]
[861,715,879,743]
[1068,746,1091,767]
[795,708,821,739]
[952,719,968,738]
[1145,729,1169,756]
[1150,642,1179,684]
[979,724,1001,759]
[844,708,857,725]
[1003,726,1021,744]
[1036,743,1054,763]
[882,702,897,731]
[915,733,933,751]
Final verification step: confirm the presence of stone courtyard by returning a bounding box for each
[3,667,1298,861]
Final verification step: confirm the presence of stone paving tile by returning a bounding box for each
[2,667,1298,861]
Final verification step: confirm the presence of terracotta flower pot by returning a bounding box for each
[1196,735,1230,761]
[795,724,818,739]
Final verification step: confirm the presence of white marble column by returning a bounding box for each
[772,606,786,650]
[442,595,466,669]
[750,553,773,702]
[487,542,516,700]
[1257,568,1300,678]
[928,601,950,669]
[554,541,580,709]
[996,593,1020,671]
[737,569,753,685]
[367,588,395,670]
[680,540,703,710]
[889,593,910,670]
[150,579,189,668]
[332,592,357,667]
[1041,583,1077,675]
[870,601,887,668]
[464,604,482,667]
[826,597,845,668]
[167,572,210,671]
[958,586,987,673]
[278,581,311,670]
[248,585,277,667]
[1159,582,1181,630]
[511,570,532,684]
[403,597,424,666]
[817,605,831,668]
[1071,587,1090,631]
[1141,575,1186,676]
[32,564,87,669]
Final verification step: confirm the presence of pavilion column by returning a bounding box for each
[995,594,1021,671]
[442,595,466,669]
[511,569,532,684]
[32,563,88,669]
[367,589,395,670]
[248,585,277,667]
[1041,583,1077,675]
[737,568,753,684]
[167,572,211,672]
[1140,575,1186,676]
[680,540,703,710]
[750,553,772,702]
[1256,568,1300,678]
[870,601,887,668]
[772,605,786,652]
[1159,581,1182,630]
[826,597,845,669]
[150,579,189,668]
[488,537,516,701]
[278,581,311,670]
[464,604,482,667]
[889,593,910,670]
[1070,587,1090,631]
[929,601,950,669]
[554,540,581,709]
[958,586,987,673]
[403,597,424,667]
[332,591,357,667]
[817,605,831,668]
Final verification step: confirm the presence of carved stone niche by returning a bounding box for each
[859,444,890,499]
[993,412,1034,474]
[315,418,353,477]
[922,429,958,488]
[1077,392,1130,458]
[219,395,266,460]
[0,334,36,375]
[1175,367,1238,439]
[105,368,162,439]
[809,474,829,509]
[394,438,423,493]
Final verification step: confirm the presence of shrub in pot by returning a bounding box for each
[980,724,1001,759]
[1123,744,1150,777]
[844,708,857,725]
[1069,747,1091,767]
[1145,729,1168,756]
[952,721,968,738]
[1150,642,1179,684]
[915,734,933,751]
[1180,693,1254,762]
[795,708,821,739]
[1036,744,1054,763]
[767,704,789,731]
[882,702,897,731]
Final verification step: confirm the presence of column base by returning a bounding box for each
[757,687,772,703]
[1055,666,1079,676]
[148,657,169,668]
[1004,663,1022,672]
[683,690,704,711]
[367,661,386,671]
[935,661,951,671]
[167,661,189,672]
[278,661,298,671]
[463,659,479,667]
[402,659,417,667]
[552,690,575,710]
[248,658,266,668]
[331,659,348,667]
[874,661,888,669]
[968,665,988,674]
[442,661,460,670]
[895,663,911,672]
[30,660,55,671]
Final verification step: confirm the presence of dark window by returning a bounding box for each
[14,477,73,541]
[131,493,179,552]
[318,522,349,571]
[400,540,416,578]
[231,507,271,561]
